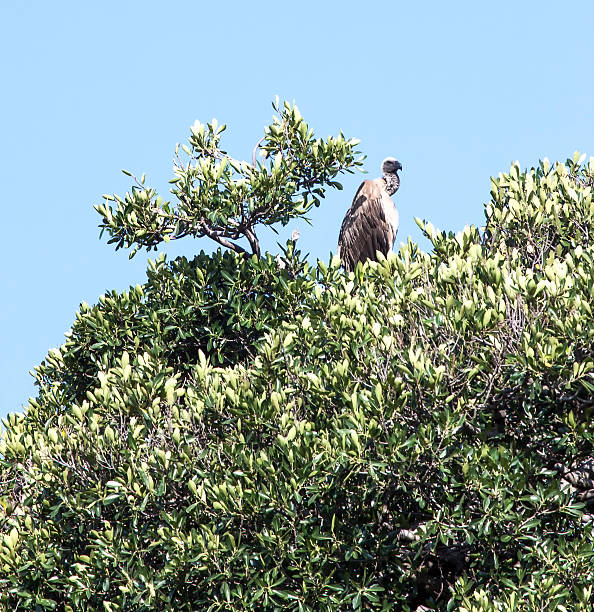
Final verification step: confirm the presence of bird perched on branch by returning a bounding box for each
[337,157,402,272]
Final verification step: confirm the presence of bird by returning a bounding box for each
[337,157,402,272]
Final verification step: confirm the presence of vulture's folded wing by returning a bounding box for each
[337,180,395,272]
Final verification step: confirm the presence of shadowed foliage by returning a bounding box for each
[1,102,593,610]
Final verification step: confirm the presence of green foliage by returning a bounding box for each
[1,103,594,611]
[32,246,311,413]
[95,98,362,258]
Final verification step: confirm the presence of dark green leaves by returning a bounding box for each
[3,152,594,609]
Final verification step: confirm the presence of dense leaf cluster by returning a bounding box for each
[1,103,593,610]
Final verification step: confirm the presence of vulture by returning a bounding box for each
[337,157,402,272]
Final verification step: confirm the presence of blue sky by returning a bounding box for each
[1,1,593,419]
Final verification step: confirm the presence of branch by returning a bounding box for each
[198,220,248,256]
[252,136,265,167]
[243,226,260,258]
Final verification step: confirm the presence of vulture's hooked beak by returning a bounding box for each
[396,162,403,172]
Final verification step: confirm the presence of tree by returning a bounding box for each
[95,98,362,259]
[1,100,593,610]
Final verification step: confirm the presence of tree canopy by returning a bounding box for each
[1,101,593,611]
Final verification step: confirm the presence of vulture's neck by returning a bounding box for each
[383,172,400,196]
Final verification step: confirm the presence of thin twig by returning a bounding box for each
[252,136,265,167]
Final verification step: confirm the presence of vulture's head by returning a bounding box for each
[382,157,403,175]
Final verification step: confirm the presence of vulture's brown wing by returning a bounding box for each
[337,180,394,272]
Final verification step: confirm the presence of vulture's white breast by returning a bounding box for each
[380,184,399,241]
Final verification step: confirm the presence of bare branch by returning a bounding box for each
[243,226,260,258]
[252,136,265,167]
[198,220,248,255]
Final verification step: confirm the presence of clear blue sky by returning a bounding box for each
[1,1,593,419]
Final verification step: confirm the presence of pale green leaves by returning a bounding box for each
[96,99,363,258]
[4,152,594,609]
